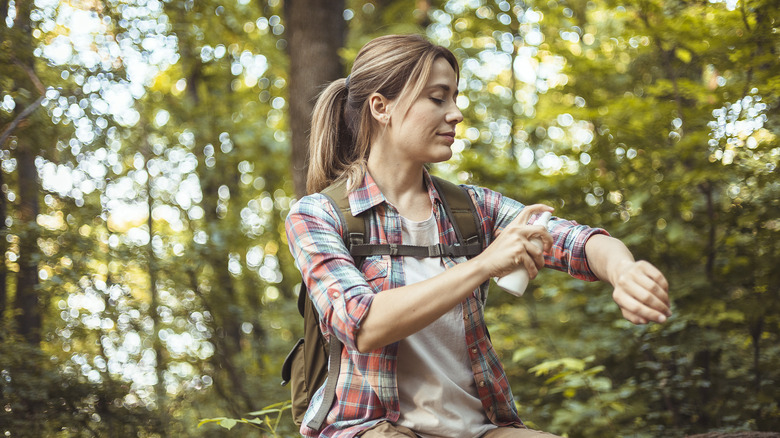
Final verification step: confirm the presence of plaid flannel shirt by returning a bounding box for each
[285,171,608,437]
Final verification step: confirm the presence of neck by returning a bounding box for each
[367,149,430,221]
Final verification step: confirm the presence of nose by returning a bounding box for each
[446,101,463,125]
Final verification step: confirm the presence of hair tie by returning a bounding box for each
[344,75,351,91]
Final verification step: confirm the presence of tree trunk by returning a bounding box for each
[11,0,42,344]
[285,0,346,197]
[15,138,41,344]
[0,1,8,25]
[1,2,10,323]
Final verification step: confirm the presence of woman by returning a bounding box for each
[285,34,671,438]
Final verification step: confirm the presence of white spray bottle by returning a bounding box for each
[495,211,552,297]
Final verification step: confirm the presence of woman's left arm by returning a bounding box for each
[585,234,672,324]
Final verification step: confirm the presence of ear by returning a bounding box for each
[368,93,392,125]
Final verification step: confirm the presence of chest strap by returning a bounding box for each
[349,241,482,258]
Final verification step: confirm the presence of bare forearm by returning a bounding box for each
[585,234,635,286]
[355,256,489,352]
[585,234,671,324]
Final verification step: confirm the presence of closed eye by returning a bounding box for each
[430,97,445,104]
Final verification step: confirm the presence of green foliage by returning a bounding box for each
[198,400,291,435]
[0,333,161,436]
[437,0,779,435]
[1,0,777,436]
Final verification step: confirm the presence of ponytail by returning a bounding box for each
[306,78,355,194]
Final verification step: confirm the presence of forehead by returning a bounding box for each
[425,57,458,89]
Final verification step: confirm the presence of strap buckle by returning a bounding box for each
[428,243,445,257]
[348,232,364,247]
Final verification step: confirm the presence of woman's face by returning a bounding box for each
[386,57,463,165]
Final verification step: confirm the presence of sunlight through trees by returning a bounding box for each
[0,0,777,436]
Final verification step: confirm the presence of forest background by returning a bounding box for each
[1,0,778,436]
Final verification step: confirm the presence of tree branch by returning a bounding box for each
[11,56,46,95]
[699,181,716,278]
[739,0,752,33]
[1,53,47,147]
[0,0,9,26]
[0,94,45,147]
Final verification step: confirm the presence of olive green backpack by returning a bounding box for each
[281,176,485,430]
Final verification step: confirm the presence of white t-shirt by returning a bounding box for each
[395,213,495,438]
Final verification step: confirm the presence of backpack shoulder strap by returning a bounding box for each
[430,176,484,252]
[300,179,363,432]
[431,176,489,304]
[320,178,366,250]
[295,179,365,316]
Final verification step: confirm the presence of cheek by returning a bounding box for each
[398,104,438,135]
[412,111,437,130]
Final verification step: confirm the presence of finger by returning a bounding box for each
[519,247,540,279]
[539,228,554,252]
[509,204,554,228]
[621,308,648,325]
[525,238,546,270]
[613,290,668,324]
[627,261,671,310]
[635,261,670,306]
[613,286,668,323]
[521,225,553,252]
[523,257,539,279]
[621,274,671,316]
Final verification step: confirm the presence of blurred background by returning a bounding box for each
[0,0,778,436]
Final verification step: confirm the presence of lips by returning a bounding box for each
[438,131,456,144]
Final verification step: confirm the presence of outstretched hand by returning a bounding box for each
[611,260,671,324]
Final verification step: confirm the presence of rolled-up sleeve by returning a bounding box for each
[285,194,375,350]
[466,185,609,282]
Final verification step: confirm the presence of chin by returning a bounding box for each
[429,150,453,163]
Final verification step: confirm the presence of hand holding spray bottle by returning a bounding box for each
[495,211,552,296]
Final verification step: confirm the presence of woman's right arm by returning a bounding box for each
[285,195,377,352]
[286,195,553,353]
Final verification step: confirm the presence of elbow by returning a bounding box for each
[348,292,386,353]
[355,340,371,354]
[354,329,382,354]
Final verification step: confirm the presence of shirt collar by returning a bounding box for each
[347,169,444,217]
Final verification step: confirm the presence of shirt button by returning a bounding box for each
[332,292,340,298]
[479,381,486,387]
[471,348,478,354]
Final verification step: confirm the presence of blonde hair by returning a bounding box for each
[306,34,459,194]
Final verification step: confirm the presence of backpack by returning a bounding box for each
[280,176,486,430]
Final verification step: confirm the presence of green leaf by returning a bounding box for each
[609,402,626,413]
[247,400,292,416]
[197,417,227,428]
[247,408,280,416]
[529,358,586,376]
[511,346,536,363]
[219,418,237,430]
